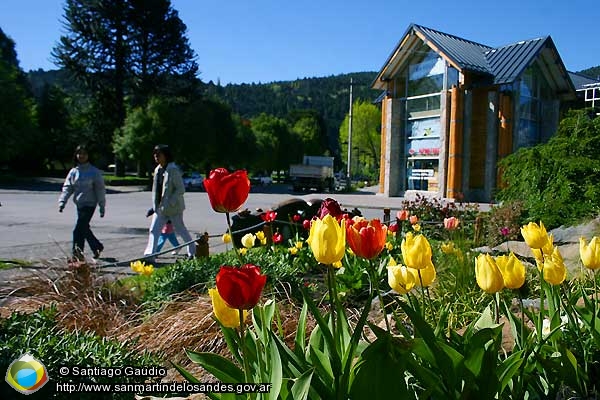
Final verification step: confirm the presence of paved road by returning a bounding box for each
[0,179,405,269]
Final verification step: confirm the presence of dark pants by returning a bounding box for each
[73,206,103,256]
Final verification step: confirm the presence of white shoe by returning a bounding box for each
[171,249,181,255]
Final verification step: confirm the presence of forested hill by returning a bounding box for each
[28,69,380,142]
[579,66,600,80]
[202,71,379,134]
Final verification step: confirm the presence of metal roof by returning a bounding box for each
[373,24,575,98]
[413,24,492,75]
[485,38,547,84]
[569,71,600,90]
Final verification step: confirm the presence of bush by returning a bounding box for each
[0,306,162,399]
[482,200,526,247]
[497,109,600,229]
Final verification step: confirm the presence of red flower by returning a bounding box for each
[292,214,301,222]
[318,198,344,220]
[261,210,277,223]
[272,232,283,244]
[346,217,388,259]
[216,264,267,310]
[302,219,311,230]
[203,168,251,213]
[388,222,399,233]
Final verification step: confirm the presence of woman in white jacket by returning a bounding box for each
[144,144,196,261]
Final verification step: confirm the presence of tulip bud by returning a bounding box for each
[475,253,504,294]
[401,232,432,269]
[580,237,600,270]
[495,253,526,289]
[520,221,550,249]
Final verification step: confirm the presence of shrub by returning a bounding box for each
[497,109,600,229]
[482,200,526,247]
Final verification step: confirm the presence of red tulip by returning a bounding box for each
[388,222,399,233]
[216,264,267,310]
[203,168,251,213]
[261,210,277,223]
[317,198,344,220]
[302,219,311,230]
[273,232,283,244]
[346,217,388,259]
[292,214,301,222]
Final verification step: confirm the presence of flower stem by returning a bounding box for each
[370,260,390,331]
[226,212,245,264]
[238,309,252,397]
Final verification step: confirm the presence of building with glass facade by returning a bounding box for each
[373,24,576,202]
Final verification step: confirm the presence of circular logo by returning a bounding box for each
[5,354,49,394]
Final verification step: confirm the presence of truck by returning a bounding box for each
[289,156,335,192]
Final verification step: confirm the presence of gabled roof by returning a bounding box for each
[569,71,600,90]
[373,24,575,99]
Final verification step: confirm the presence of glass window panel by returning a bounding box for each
[406,96,441,118]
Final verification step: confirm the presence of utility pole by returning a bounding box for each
[346,77,353,188]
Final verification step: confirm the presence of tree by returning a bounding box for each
[0,28,40,168]
[251,113,297,174]
[288,109,328,156]
[36,84,75,170]
[339,100,381,177]
[52,0,198,174]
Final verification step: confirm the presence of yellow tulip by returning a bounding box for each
[495,253,525,289]
[401,232,432,269]
[332,261,343,268]
[142,264,154,276]
[386,242,393,251]
[388,258,416,295]
[208,288,248,328]
[475,253,504,294]
[288,247,298,255]
[222,233,232,244]
[542,247,567,285]
[295,241,303,249]
[441,241,455,254]
[410,261,436,287]
[130,260,144,273]
[306,214,346,265]
[520,221,550,249]
[580,237,600,270]
[241,233,256,249]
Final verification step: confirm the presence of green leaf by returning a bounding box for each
[290,369,314,400]
[185,350,244,383]
[498,350,525,394]
[171,361,200,383]
[350,331,414,400]
[265,338,283,400]
[308,345,334,387]
[294,301,309,359]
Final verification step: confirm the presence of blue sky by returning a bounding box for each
[1,0,598,84]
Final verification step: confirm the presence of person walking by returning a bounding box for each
[156,220,180,254]
[144,144,196,261]
[58,145,106,261]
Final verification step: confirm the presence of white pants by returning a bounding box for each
[144,212,196,257]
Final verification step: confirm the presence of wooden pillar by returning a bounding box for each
[446,86,463,198]
[497,93,513,187]
[484,91,499,201]
[195,232,210,258]
[379,96,388,193]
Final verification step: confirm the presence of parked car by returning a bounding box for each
[250,175,273,185]
[182,172,204,190]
